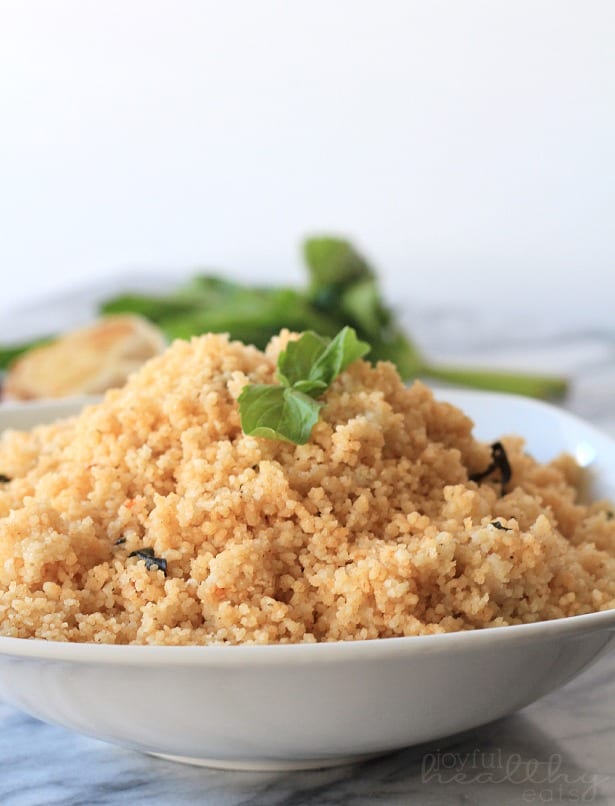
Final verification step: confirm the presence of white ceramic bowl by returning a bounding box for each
[0,392,614,771]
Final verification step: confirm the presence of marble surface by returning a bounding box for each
[1,311,615,805]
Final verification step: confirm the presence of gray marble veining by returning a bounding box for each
[1,313,615,805]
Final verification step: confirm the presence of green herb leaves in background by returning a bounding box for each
[239,327,369,444]
[0,235,569,400]
[102,234,565,399]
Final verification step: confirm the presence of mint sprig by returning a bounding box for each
[238,385,323,444]
[238,327,370,444]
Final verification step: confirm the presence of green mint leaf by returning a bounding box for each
[309,326,370,389]
[277,327,369,398]
[292,379,328,396]
[276,331,330,388]
[238,384,323,444]
[304,237,374,292]
[239,327,370,444]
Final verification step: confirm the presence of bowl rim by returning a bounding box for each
[0,608,614,666]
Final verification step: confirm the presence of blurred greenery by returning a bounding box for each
[0,236,568,399]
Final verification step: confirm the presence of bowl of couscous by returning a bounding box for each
[0,333,613,769]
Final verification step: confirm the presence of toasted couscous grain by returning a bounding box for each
[0,332,614,644]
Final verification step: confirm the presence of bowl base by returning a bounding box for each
[147,750,386,771]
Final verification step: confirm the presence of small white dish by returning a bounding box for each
[0,392,614,771]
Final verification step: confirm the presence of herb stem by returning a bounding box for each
[422,363,568,400]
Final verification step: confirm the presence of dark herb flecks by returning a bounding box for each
[128,547,167,575]
[0,474,11,483]
[470,442,512,494]
[606,511,614,521]
[490,521,512,531]
[114,537,127,545]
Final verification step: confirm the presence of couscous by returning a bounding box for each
[0,332,613,644]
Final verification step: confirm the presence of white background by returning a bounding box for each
[1,1,614,327]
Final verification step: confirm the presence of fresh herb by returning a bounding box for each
[490,520,512,531]
[114,536,127,545]
[103,282,338,347]
[277,328,369,393]
[0,236,569,399]
[0,473,11,483]
[128,547,167,575]
[301,237,567,398]
[470,442,512,493]
[100,237,569,398]
[239,326,369,444]
[239,385,323,445]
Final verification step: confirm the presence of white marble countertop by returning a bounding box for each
[2,653,613,805]
[1,309,615,805]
